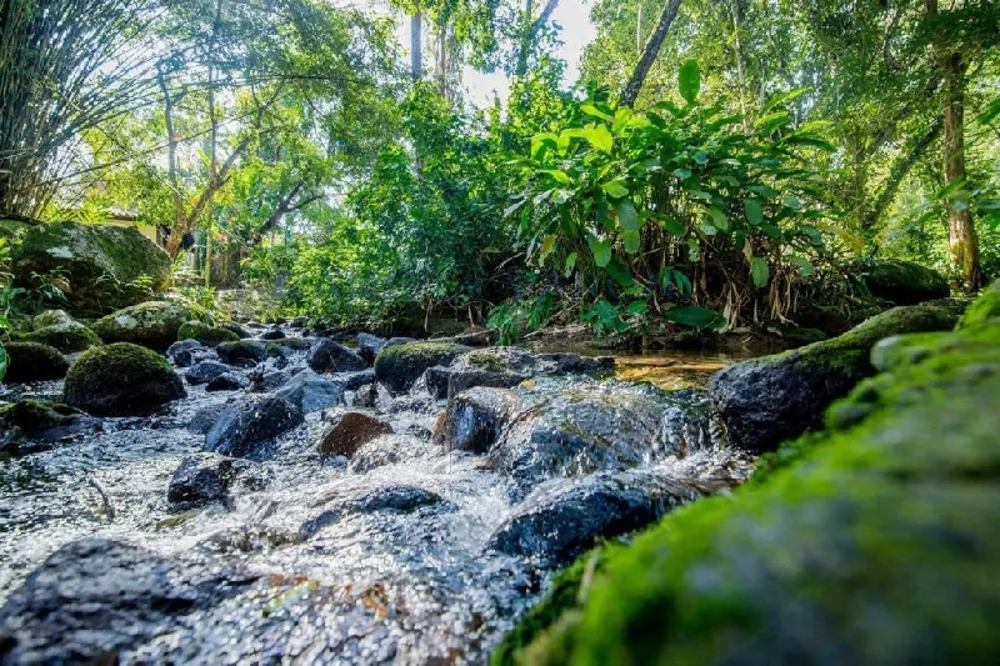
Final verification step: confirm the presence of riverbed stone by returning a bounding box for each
[63,342,185,416]
[167,454,264,508]
[349,434,434,473]
[20,321,102,354]
[856,258,950,305]
[216,340,267,367]
[433,387,521,454]
[275,368,344,413]
[299,484,451,540]
[307,339,367,374]
[3,341,69,382]
[92,300,200,351]
[185,360,232,385]
[205,395,303,458]
[356,332,387,363]
[708,303,959,452]
[374,341,471,394]
[0,399,101,457]
[318,411,394,457]
[166,339,215,368]
[177,320,240,347]
[11,221,171,314]
[31,309,75,330]
[205,373,248,392]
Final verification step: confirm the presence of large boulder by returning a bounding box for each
[708,303,959,452]
[92,300,199,351]
[373,341,471,394]
[306,339,367,374]
[12,221,171,314]
[204,395,303,458]
[433,387,521,454]
[177,320,240,347]
[2,341,69,382]
[0,539,257,664]
[274,369,344,413]
[317,411,394,457]
[31,309,75,330]
[63,343,185,416]
[498,295,1000,666]
[856,258,950,305]
[20,322,101,354]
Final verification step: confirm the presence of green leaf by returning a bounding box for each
[601,181,630,198]
[745,198,764,226]
[750,256,770,288]
[783,196,802,211]
[672,168,692,179]
[792,255,815,277]
[622,229,641,254]
[503,199,527,218]
[580,124,614,153]
[564,252,578,277]
[707,207,729,232]
[539,234,557,262]
[531,133,558,159]
[666,305,725,329]
[581,103,613,121]
[658,215,685,235]
[762,86,810,113]
[614,200,640,233]
[979,97,1000,125]
[0,343,6,383]
[626,301,648,316]
[540,169,571,185]
[588,236,612,267]
[678,60,701,105]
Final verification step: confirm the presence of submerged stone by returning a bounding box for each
[204,395,303,458]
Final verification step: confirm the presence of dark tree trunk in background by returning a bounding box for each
[619,0,682,108]
[411,11,423,82]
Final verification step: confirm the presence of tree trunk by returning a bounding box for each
[515,0,560,77]
[926,0,983,289]
[618,0,682,108]
[411,11,423,82]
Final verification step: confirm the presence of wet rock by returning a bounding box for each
[63,343,185,416]
[306,339,367,373]
[11,221,171,313]
[337,368,377,391]
[374,341,471,394]
[300,484,451,539]
[357,332,387,363]
[347,382,379,408]
[260,327,286,341]
[434,387,521,454]
[3,341,69,382]
[444,329,498,347]
[489,379,725,492]
[185,360,232,386]
[248,367,303,392]
[856,258,950,305]
[31,309,75,330]
[275,369,344,413]
[709,304,959,452]
[92,300,200,351]
[216,340,267,367]
[177,320,240,347]
[317,411,393,457]
[487,470,708,565]
[222,322,251,339]
[349,434,434,473]
[405,423,433,439]
[167,454,265,508]
[387,393,438,415]
[189,402,231,434]
[205,373,248,392]
[20,322,101,353]
[205,395,303,457]
[0,538,257,664]
[166,339,216,368]
[0,399,102,456]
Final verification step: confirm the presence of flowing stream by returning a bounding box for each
[0,332,756,664]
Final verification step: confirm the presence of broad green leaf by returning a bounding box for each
[678,60,701,105]
[612,108,633,133]
[531,133,558,159]
[762,86,810,113]
[601,181,630,198]
[580,124,614,153]
[666,305,726,329]
[540,169,571,185]
[750,256,770,288]
[564,252,578,277]
[707,207,729,232]
[622,229,641,254]
[692,151,709,165]
[745,199,764,226]
[581,103,613,121]
[687,237,701,261]
[539,234,557,262]
[588,236,612,267]
[614,200,640,233]
[979,97,1000,125]
[503,199,527,218]
[672,168,692,179]
[783,196,802,211]
[792,255,815,277]
[686,189,713,202]
[658,215,685,235]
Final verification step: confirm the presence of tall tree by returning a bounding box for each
[618,0,682,107]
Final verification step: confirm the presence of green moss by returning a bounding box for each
[957,279,1000,330]
[63,342,184,416]
[0,399,82,433]
[177,320,240,347]
[92,300,197,351]
[468,351,509,373]
[503,300,1000,664]
[32,309,75,330]
[20,322,102,353]
[3,341,69,382]
[855,258,950,305]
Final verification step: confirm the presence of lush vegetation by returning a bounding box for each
[1,0,999,342]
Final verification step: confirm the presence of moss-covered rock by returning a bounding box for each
[92,301,199,351]
[3,342,69,382]
[20,322,102,354]
[373,342,471,394]
[854,257,950,305]
[500,298,1000,666]
[957,278,1000,329]
[216,340,267,366]
[64,343,185,416]
[709,303,959,452]
[177,320,240,347]
[31,309,75,330]
[12,221,170,314]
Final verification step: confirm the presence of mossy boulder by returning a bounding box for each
[3,342,69,382]
[20,322,102,354]
[957,278,1000,329]
[64,343,185,416]
[373,342,471,394]
[92,301,199,351]
[177,320,239,347]
[709,303,959,452]
[499,302,1000,665]
[856,258,950,305]
[12,221,170,314]
[216,340,267,367]
[31,309,75,330]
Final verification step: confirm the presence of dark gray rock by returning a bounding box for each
[189,402,232,434]
[222,322,251,339]
[2,342,69,382]
[216,340,267,367]
[167,339,216,368]
[487,470,706,564]
[0,539,257,664]
[299,484,451,539]
[274,369,344,413]
[373,342,471,395]
[260,327,286,341]
[357,332,387,363]
[433,387,520,454]
[185,360,232,386]
[306,339,367,373]
[167,454,265,508]
[205,395,304,458]
[205,373,248,392]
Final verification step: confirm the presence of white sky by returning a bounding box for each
[358,0,597,108]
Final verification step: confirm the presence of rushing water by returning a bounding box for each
[0,338,753,664]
